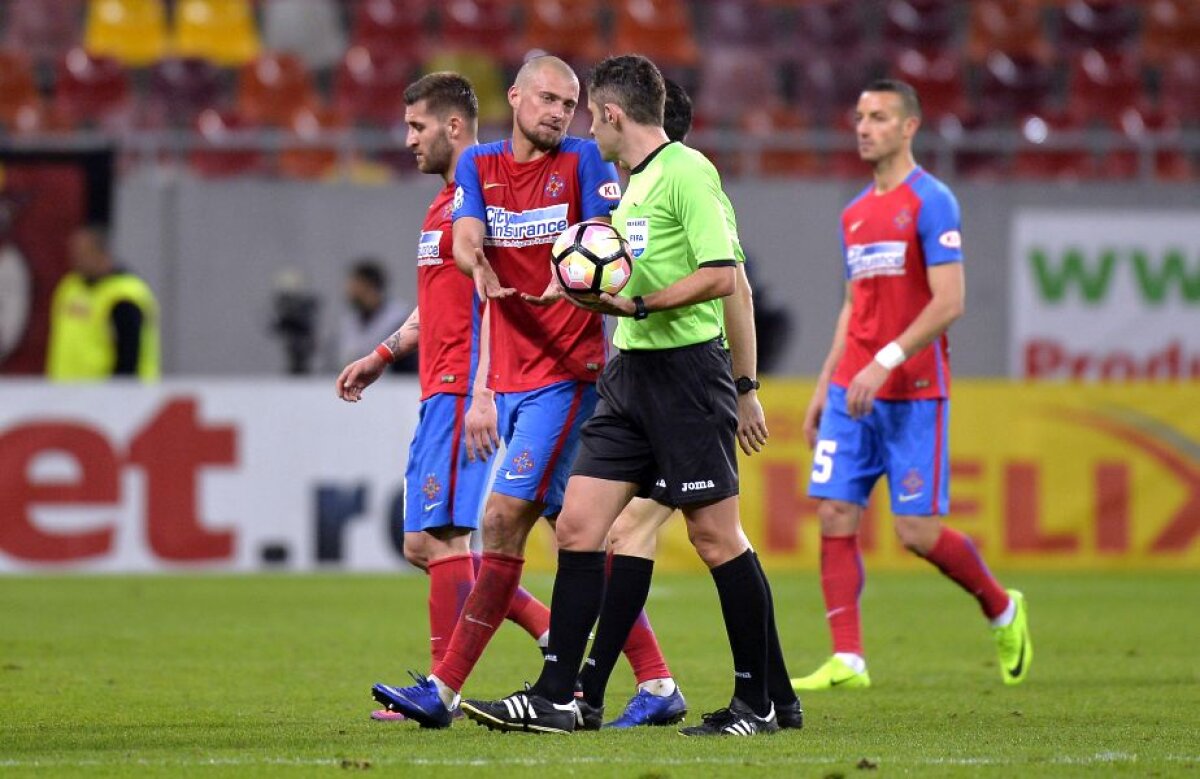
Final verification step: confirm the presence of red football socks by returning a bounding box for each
[820,534,865,656]
[433,552,524,692]
[471,551,549,640]
[425,554,475,665]
[924,526,1010,620]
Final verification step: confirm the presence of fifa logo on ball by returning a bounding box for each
[551,221,634,297]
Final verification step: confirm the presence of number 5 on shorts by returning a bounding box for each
[811,440,837,483]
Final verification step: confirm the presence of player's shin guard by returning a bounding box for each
[579,554,655,708]
[924,527,1010,620]
[753,552,798,706]
[472,551,550,640]
[426,554,476,665]
[821,535,865,656]
[529,550,607,705]
[432,552,523,692]
[711,549,771,717]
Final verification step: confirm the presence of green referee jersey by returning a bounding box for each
[613,142,741,351]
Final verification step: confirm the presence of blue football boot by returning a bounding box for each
[371,672,455,729]
[604,686,688,728]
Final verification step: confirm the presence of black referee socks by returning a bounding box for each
[580,554,656,708]
[711,548,771,717]
[754,551,800,707]
[531,549,607,705]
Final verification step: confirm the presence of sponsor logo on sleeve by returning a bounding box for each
[598,182,622,201]
[938,230,962,249]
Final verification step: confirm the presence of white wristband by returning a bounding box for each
[874,341,906,370]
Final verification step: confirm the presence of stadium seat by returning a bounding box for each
[882,0,958,53]
[189,108,264,177]
[966,0,1052,65]
[52,47,133,131]
[1101,107,1194,181]
[697,0,775,49]
[1067,49,1145,124]
[788,0,868,56]
[1013,111,1096,180]
[1056,0,1140,54]
[612,0,700,69]
[0,49,45,133]
[436,0,519,64]
[795,53,879,126]
[83,0,168,67]
[694,46,784,128]
[173,0,262,67]
[278,105,343,180]
[517,0,606,66]
[3,0,83,66]
[1161,54,1200,125]
[890,48,969,125]
[350,0,430,65]
[1141,0,1200,65]
[978,52,1055,125]
[261,0,347,72]
[236,52,317,127]
[144,57,224,128]
[333,45,412,128]
[423,49,509,126]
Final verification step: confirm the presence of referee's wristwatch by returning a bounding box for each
[735,376,760,395]
[632,295,649,320]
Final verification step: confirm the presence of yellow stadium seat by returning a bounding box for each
[173,0,261,67]
[423,50,509,126]
[83,0,168,67]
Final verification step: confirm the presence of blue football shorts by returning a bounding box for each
[806,384,950,516]
[403,392,494,533]
[494,379,599,517]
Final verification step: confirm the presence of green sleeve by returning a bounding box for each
[672,161,737,264]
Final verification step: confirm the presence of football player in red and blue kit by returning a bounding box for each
[336,73,553,720]
[793,80,1032,692]
[372,56,682,730]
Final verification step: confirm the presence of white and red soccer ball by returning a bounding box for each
[551,220,634,297]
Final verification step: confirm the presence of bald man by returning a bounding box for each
[373,57,679,731]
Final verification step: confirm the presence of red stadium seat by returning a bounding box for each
[1013,111,1096,180]
[1161,54,1200,124]
[0,49,45,133]
[789,0,868,55]
[882,0,958,53]
[697,0,775,49]
[1067,49,1146,124]
[612,0,700,69]
[1056,0,1139,53]
[333,45,413,128]
[966,0,1052,65]
[278,105,343,180]
[189,108,264,177]
[890,48,969,125]
[795,53,878,126]
[694,46,784,127]
[1101,107,1194,181]
[517,0,606,66]
[350,0,430,65]
[144,57,224,128]
[1141,0,1200,66]
[52,47,133,132]
[3,0,83,66]
[236,52,318,127]
[436,0,519,64]
[979,52,1055,125]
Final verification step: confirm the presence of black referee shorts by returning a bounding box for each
[571,338,739,507]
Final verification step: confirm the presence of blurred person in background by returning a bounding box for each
[46,224,159,381]
[334,259,417,374]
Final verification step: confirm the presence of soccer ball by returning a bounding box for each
[550,220,634,296]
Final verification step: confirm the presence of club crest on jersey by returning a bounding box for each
[894,207,912,229]
[422,473,442,500]
[544,171,565,199]
[625,217,649,258]
[597,182,621,201]
[511,450,535,474]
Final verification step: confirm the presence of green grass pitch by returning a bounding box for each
[3,570,1198,777]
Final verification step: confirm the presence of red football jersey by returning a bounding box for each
[832,167,964,400]
[454,137,621,392]
[417,182,482,401]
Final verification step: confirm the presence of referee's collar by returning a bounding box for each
[629,141,674,176]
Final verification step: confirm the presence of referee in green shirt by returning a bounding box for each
[460,55,779,737]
